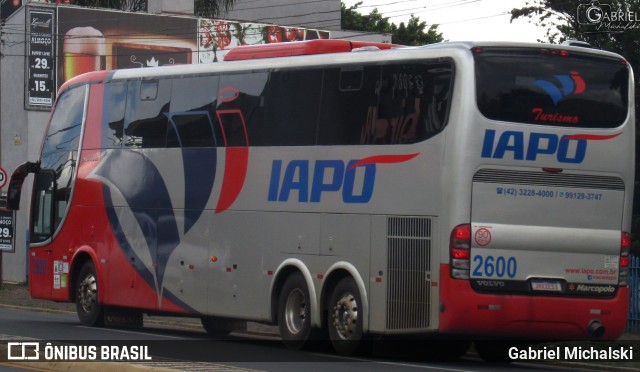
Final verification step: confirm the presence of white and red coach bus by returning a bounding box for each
[7,39,634,360]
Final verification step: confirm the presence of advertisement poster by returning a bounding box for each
[198,19,330,63]
[26,8,55,109]
[0,210,16,252]
[57,7,198,87]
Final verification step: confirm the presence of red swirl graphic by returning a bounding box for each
[563,133,622,141]
[348,153,419,170]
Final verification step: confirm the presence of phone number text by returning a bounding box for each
[496,187,603,201]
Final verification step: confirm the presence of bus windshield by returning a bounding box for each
[474,47,629,128]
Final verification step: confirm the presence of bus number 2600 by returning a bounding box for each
[472,255,517,278]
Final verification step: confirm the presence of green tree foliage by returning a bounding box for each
[512,0,640,251]
[194,0,236,18]
[394,15,443,46]
[510,0,640,66]
[341,2,393,34]
[341,2,443,45]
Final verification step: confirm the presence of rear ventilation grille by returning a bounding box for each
[386,216,432,330]
[473,169,624,190]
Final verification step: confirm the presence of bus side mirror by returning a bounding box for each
[7,162,40,211]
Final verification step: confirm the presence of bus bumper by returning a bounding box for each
[438,264,628,340]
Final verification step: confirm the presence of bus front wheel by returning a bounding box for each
[328,277,364,355]
[278,272,312,350]
[76,261,104,326]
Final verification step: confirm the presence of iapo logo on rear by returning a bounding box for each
[533,71,586,106]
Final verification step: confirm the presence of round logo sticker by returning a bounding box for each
[475,228,492,247]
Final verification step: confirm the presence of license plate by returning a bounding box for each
[530,280,562,292]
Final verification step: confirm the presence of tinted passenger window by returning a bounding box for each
[167,113,216,147]
[170,76,220,147]
[371,63,451,144]
[171,75,219,113]
[31,170,55,243]
[319,61,453,145]
[318,65,380,145]
[41,86,85,170]
[103,82,127,148]
[475,48,628,128]
[124,79,173,148]
[263,69,321,146]
[37,85,86,242]
[217,72,268,146]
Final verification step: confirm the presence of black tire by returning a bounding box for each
[201,317,247,336]
[278,272,312,350]
[328,277,364,355]
[474,341,513,363]
[76,261,104,326]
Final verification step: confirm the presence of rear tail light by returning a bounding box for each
[619,231,630,286]
[540,49,570,56]
[450,224,471,279]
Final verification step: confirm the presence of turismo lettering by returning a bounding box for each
[481,129,586,164]
[531,108,579,124]
[268,160,376,203]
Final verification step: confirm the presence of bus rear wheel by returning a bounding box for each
[278,272,312,350]
[328,277,364,355]
[76,261,104,326]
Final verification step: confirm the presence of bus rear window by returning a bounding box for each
[474,48,629,128]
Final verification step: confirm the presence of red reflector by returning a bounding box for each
[453,225,471,241]
[560,50,569,57]
[622,232,631,249]
[451,248,470,260]
[621,256,629,268]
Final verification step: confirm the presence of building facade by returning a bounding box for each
[0,1,390,282]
